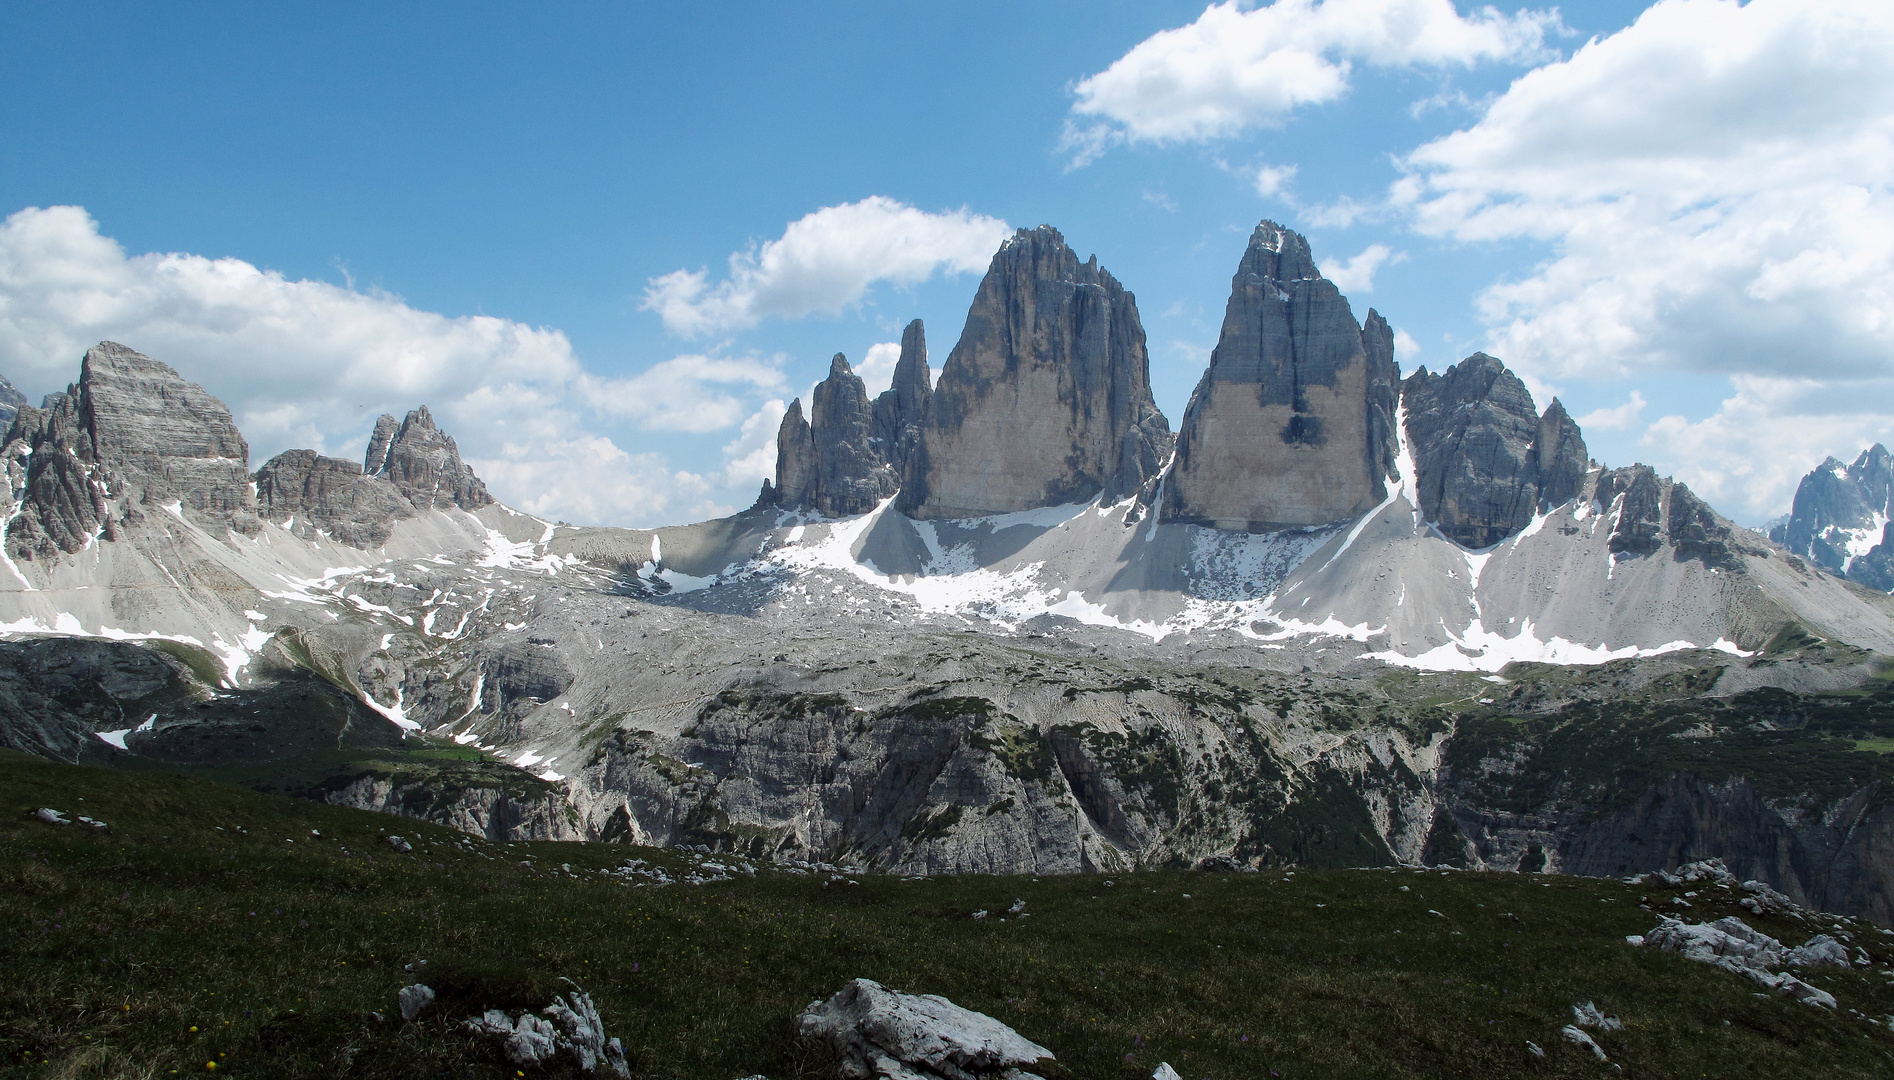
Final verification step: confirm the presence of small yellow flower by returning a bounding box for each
[206,1063,216,1071]
[189,1026,198,1032]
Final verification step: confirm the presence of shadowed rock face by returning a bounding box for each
[1771,445,1894,589]
[1401,353,1590,548]
[871,319,933,483]
[769,400,819,510]
[1163,221,1401,529]
[898,226,1172,519]
[1589,464,1742,569]
[809,354,900,516]
[364,406,492,513]
[3,342,259,559]
[254,449,417,548]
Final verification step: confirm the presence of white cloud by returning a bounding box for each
[1318,242,1402,292]
[641,196,1010,337]
[1065,0,1560,161]
[1639,376,1894,523]
[1253,163,1299,198]
[718,399,787,492]
[852,341,903,397]
[1395,0,1894,385]
[1392,328,1421,361]
[587,354,785,433]
[0,205,776,527]
[1575,389,1647,432]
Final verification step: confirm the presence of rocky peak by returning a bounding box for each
[1162,221,1400,529]
[769,399,818,511]
[3,342,258,559]
[1771,445,1894,580]
[764,354,902,517]
[0,373,24,430]
[1591,464,1743,569]
[1400,352,1590,548]
[254,449,416,548]
[871,319,932,481]
[363,406,493,513]
[898,226,1172,519]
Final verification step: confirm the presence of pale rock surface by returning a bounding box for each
[4,342,259,559]
[397,983,435,1020]
[1784,935,1850,968]
[899,226,1171,519]
[254,449,416,547]
[1642,916,1837,1008]
[0,373,24,430]
[1164,221,1400,529]
[364,406,492,513]
[797,978,1053,1080]
[464,986,629,1076]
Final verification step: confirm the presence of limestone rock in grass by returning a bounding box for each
[1163,221,1400,529]
[1560,1025,1607,1060]
[899,225,1171,519]
[34,807,70,825]
[1641,916,1837,1008]
[364,406,493,513]
[1399,352,1590,547]
[1785,935,1850,968]
[4,342,260,559]
[464,985,628,1076]
[386,835,413,853]
[797,978,1054,1080]
[1570,1002,1621,1032]
[1740,879,1795,916]
[254,449,416,547]
[1151,1065,1181,1080]
[397,983,435,1021]
[872,319,934,483]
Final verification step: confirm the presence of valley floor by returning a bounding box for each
[4,752,1893,1079]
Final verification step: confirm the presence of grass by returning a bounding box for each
[4,749,1893,1080]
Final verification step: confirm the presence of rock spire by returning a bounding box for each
[897,226,1172,519]
[1162,221,1401,529]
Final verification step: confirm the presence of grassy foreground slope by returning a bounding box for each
[4,750,1892,1080]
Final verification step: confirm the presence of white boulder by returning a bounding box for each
[797,978,1053,1080]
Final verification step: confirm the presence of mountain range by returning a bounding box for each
[5,221,1894,924]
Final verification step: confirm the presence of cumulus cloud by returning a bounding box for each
[717,399,788,493]
[851,341,903,397]
[1575,390,1647,432]
[0,205,778,527]
[587,354,785,432]
[1640,376,1894,523]
[1392,328,1421,361]
[1253,163,1299,198]
[1395,0,1894,385]
[1064,0,1560,162]
[1318,242,1402,292]
[641,197,1009,338]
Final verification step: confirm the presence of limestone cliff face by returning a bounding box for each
[254,449,416,548]
[871,319,933,483]
[1163,222,1401,529]
[1770,446,1894,589]
[898,226,1172,519]
[769,400,818,510]
[1401,353,1591,548]
[2,342,259,559]
[0,374,24,431]
[1589,464,1744,569]
[364,406,493,513]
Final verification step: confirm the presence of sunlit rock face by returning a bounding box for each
[898,225,1171,520]
[1162,222,1400,531]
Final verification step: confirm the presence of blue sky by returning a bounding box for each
[3,0,1889,527]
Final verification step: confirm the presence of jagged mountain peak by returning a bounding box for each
[1238,219,1319,281]
[1771,442,1894,588]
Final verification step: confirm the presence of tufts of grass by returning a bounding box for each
[3,749,1892,1079]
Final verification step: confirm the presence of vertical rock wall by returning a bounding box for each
[1162,222,1400,529]
[898,226,1171,519]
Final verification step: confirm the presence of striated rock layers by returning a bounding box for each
[364,406,493,513]
[1401,353,1589,548]
[764,321,934,517]
[257,406,493,547]
[898,226,1172,519]
[1164,221,1401,529]
[3,342,259,559]
[1770,446,1894,589]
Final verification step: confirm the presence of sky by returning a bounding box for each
[2,0,1890,529]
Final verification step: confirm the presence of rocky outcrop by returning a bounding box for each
[365,406,493,513]
[1772,446,1894,588]
[0,373,24,430]
[3,342,259,559]
[797,979,1054,1080]
[1163,222,1401,529]
[1589,464,1742,568]
[1401,353,1590,548]
[872,319,933,482]
[898,226,1172,519]
[764,354,902,516]
[254,449,417,547]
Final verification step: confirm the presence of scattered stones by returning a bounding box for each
[1570,1002,1621,1032]
[464,983,628,1076]
[796,978,1053,1080]
[397,983,435,1021]
[1785,935,1851,969]
[386,836,413,853]
[1641,916,1838,1008]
